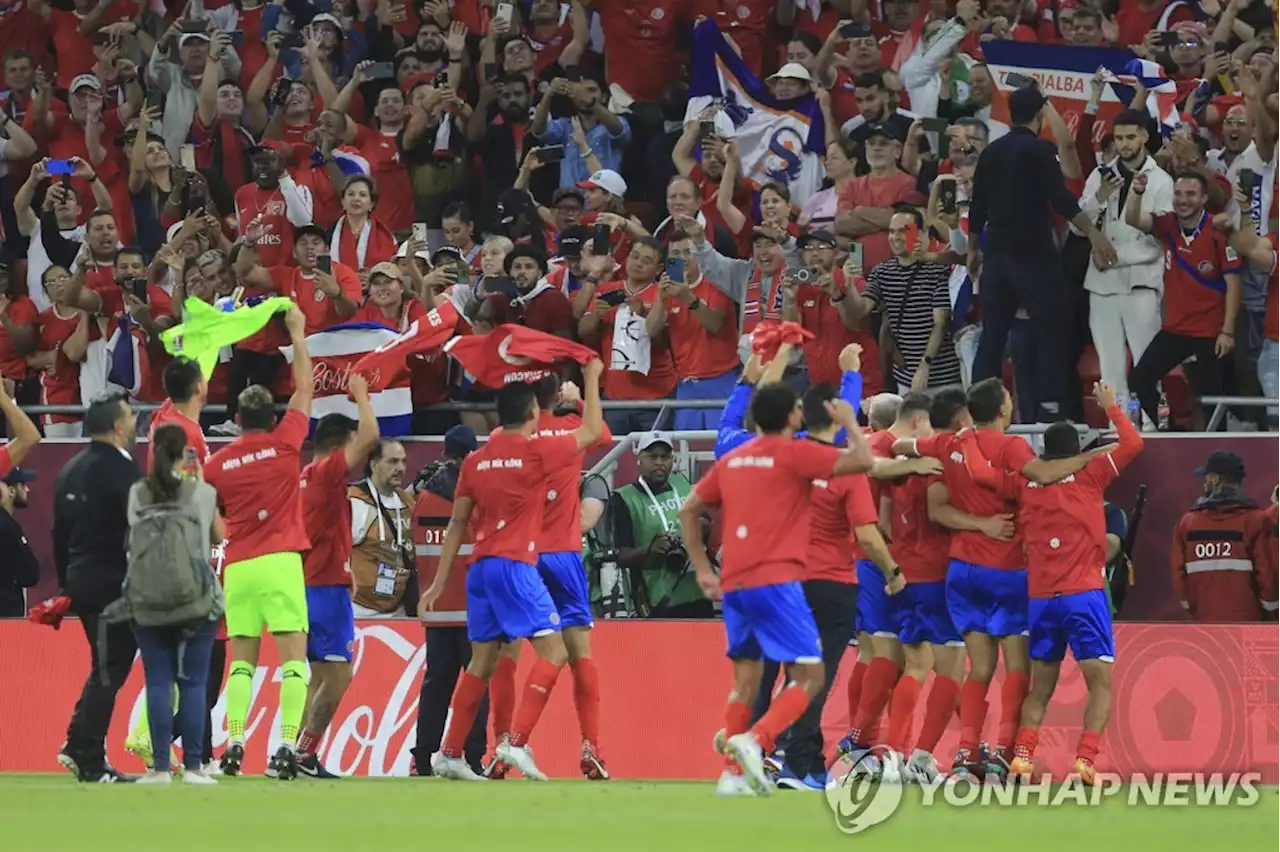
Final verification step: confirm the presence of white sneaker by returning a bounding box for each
[430,751,486,781]
[183,770,218,785]
[136,770,172,785]
[209,420,242,437]
[496,741,548,781]
[715,769,757,797]
[201,760,223,777]
[726,733,773,797]
[880,750,907,784]
[907,749,941,784]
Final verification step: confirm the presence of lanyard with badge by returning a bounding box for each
[636,475,685,537]
[367,479,406,597]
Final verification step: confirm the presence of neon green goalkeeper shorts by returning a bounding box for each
[223,552,309,638]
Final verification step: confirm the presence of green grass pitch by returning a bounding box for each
[0,775,1275,851]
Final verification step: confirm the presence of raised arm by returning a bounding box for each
[343,373,381,472]
[827,399,874,476]
[569,358,605,451]
[283,305,313,416]
[0,381,40,467]
[1125,171,1155,233]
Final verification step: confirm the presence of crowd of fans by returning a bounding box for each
[0,0,1274,440]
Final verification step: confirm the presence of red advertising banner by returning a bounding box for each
[0,620,1274,781]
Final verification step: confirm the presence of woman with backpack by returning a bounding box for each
[126,423,225,785]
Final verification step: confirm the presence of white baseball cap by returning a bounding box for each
[635,431,674,454]
[576,169,627,198]
[70,74,102,93]
[767,62,813,84]
[179,31,212,47]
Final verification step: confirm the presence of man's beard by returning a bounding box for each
[419,46,444,63]
[500,105,527,122]
[13,496,27,509]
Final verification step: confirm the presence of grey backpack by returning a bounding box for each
[121,479,224,628]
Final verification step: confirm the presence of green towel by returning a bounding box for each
[160,297,293,379]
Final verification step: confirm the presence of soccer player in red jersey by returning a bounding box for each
[487,375,614,780]
[295,374,380,779]
[205,305,314,781]
[420,359,606,782]
[895,378,1095,780]
[1125,170,1242,429]
[680,382,901,797]
[147,358,210,475]
[961,383,1143,785]
[0,377,39,479]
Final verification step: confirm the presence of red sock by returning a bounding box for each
[958,678,992,754]
[296,729,320,755]
[723,700,751,769]
[508,659,562,747]
[886,676,923,754]
[997,672,1030,755]
[441,672,487,758]
[845,660,869,729]
[490,655,517,741]
[1014,726,1039,761]
[750,684,810,754]
[570,658,601,747]
[851,657,898,744]
[1077,730,1101,763]
[915,675,960,753]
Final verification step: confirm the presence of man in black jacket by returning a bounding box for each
[0,466,38,617]
[53,394,140,783]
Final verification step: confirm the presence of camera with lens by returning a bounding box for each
[793,267,819,285]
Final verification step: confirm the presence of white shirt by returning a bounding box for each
[27,219,86,314]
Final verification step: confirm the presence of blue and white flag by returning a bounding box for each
[685,20,826,205]
[106,316,142,397]
[280,322,413,437]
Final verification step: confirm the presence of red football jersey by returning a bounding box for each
[147,399,209,475]
[594,0,686,103]
[694,435,841,590]
[353,124,413,232]
[0,295,36,380]
[1150,212,1242,339]
[35,307,84,425]
[851,429,896,561]
[0,446,10,480]
[966,408,1142,597]
[206,409,312,565]
[300,451,356,587]
[586,281,677,400]
[807,466,878,584]
[913,429,1036,570]
[533,410,613,553]
[271,262,363,334]
[663,276,740,380]
[888,473,951,584]
[235,183,297,269]
[456,429,581,563]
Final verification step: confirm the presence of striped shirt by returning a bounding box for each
[864,259,962,388]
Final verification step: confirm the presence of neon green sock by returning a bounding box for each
[225,661,255,742]
[279,661,309,746]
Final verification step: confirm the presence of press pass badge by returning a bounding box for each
[375,563,397,596]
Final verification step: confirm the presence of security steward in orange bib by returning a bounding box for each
[1172,451,1278,623]
[410,425,490,776]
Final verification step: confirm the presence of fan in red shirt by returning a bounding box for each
[895,377,1097,780]
[294,374,380,778]
[0,274,37,386]
[961,382,1143,786]
[483,376,615,781]
[488,245,576,337]
[1114,0,1193,48]
[1126,171,1242,430]
[699,0,774,77]
[31,266,90,437]
[326,175,399,275]
[191,75,254,197]
[680,382,894,796]
[524,0,589,74]
[593,0,689,103]
[958,0,1039,58]
[577,240,677,432]
[40,0,132,90]
[235,141,315,269]
[239,224,361,335]
[203,306,314,780]
[419,360,606,782]
[354,262,430,329]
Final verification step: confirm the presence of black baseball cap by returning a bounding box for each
[865,123,903,143]
[293,224,328,245]
[2,467,35,485]
[798,228,837,249]
[1194,450,1245,480]
[557,226,591,259]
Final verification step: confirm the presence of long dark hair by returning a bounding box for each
[149,423,188,503]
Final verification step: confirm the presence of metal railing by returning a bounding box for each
[1201,396,1280,432]
[15,399,729,416]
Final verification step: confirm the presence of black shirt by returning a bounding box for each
[0,506,38,617]
[969,126,1081,257]
[52,441,141,612]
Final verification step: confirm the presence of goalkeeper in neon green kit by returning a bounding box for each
[203,305,314,779]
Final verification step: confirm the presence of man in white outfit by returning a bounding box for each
[1077,109,1173,412]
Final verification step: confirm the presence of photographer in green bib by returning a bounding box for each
[606,433,713,618]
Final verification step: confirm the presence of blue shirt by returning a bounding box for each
[714,371,864,459]
[539,116,631,187]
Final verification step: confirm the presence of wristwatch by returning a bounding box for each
[923,354,934,365]
[889,565,902,578]
[831,293,847,303]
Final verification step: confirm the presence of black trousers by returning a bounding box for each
[750,580,858,778]
[974,252,1073,421]
[1129,329,1225,426]
[226,349,286,418]
[413,626,489,773]
[65,610,137,776]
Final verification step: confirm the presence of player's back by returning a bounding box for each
[851,430,895,561]
[1009,458,1115,597]
[888,472,950,584]
[916,429,1031,569]
[533,410,608,554]
[459,428,581,564]
[706,434,841,591]
[806,472,865,582]
[147,399,209,474]
[300,452,355,586]
[206,408,311,564]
